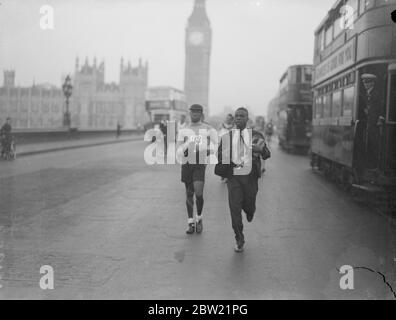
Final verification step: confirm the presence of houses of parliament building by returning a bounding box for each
[0,57,148,130]
[0,0,212,129]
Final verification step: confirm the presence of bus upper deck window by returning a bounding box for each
[304,68,312,83]
[389,74,396,122]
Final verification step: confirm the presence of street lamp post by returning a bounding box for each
[62,75,73,129]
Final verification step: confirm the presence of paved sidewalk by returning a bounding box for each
[14,134,143,157]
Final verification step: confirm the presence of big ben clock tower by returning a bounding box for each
[184,0,212,115]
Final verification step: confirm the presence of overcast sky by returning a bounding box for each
[0,0,335,116]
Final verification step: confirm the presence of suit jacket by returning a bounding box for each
[216,129,267,179]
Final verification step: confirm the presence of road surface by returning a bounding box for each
[0,139,395,299]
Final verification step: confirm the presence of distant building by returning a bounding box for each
[0,70,64,129]
[0,57,149,130]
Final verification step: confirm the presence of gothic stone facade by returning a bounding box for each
[72,57,149,130]
[0,57,149,130]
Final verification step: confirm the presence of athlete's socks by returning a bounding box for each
[186,196,194,219]
[188,218,194,224]
[196,195,204,216]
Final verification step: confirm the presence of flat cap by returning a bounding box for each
[361,73,377,80]
[189,104,203,112]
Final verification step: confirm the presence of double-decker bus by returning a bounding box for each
[310,0,396,197]
[277,65,313,153]
[145,86,188,124]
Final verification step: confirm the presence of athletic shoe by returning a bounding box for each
[234,241,244,252]
[186,223,195,234]
[196,219,203,234]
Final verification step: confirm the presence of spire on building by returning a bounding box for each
[188,0,210,26]
[195,0,205,8]
[3,70,16,88]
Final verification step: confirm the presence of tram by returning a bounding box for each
[310,0,396,201]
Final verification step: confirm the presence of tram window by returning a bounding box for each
[342,86,354,117]
[359,0,366,14]
[376,0,395,6]
[325,25,333,47]
[320,29,325,51]
[315,97,323,119]
[358,0,363,14]
[346,0,358,19]
[332,91,342,117]
[389,74,396,122]
[334,16,343,38]
[315,34,321,52]
[323,94,332,118]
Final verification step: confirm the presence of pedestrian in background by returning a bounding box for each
[116,121,122,138]
[265,119,274,145]
[1,117,12,158]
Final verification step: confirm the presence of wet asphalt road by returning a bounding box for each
[0,139,395,299]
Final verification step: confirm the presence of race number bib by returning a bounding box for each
[190,135,203,146]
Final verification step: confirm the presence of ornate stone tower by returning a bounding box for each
[184,0,212,115]
[3,70,15,88]
[119,57,149,128]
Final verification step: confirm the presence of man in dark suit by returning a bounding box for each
[217,107,269,252]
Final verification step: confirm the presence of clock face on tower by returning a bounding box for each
[189,31,204,46]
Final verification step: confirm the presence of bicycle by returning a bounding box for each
[0,136,16,161]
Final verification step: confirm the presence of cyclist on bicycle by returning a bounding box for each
[1,117,12,158]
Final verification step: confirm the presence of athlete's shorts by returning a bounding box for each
[181,163,206,184]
